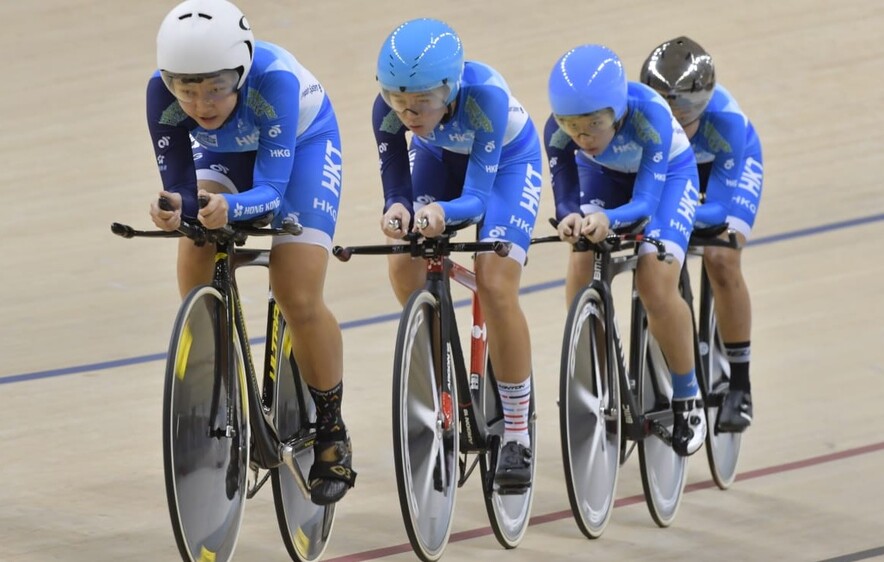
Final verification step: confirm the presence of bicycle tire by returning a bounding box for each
[698,267,742,489]
[392,290,458,562]
[633,301,687,528]
[269,308,336,561]
[479,365,537,548]
[163,285,249,562]
[558,285,621,539]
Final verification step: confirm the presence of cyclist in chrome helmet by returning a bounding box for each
[373,18,543,491]
[640,36,715,127]
[642,37,764,433]
[147,0,356,504]
[545,44,707,456]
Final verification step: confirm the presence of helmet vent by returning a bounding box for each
[177,13,212,20]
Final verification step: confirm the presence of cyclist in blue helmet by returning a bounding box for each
[642,37,763,433]
[146,0,355,504]
[373,18,544,489]
[545,44,707,456]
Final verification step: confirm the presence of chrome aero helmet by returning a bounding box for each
[376,18,464,111]
[640,36,715,125]
[548,44,628,122]
[156,0,255,100]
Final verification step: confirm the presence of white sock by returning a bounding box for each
[497,378,531,448]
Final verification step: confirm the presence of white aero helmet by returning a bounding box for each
[157,0,255,90]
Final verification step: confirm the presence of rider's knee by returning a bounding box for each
[636,275,681,317]
[387,255,424,304]
[477,260,520,309]
[703,247,742,285]
[276,289,324,324]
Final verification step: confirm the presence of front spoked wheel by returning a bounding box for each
[479,366,537,548]
[269,309,335,561]
[392,291,458,562]
[699,269,742,489]
[163,286,249,562]
[559,285,621,539]
[634,307,687,528]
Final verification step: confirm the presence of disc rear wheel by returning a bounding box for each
[634,309,687,528]
[480,366,537,548]
[699,270,742,489]
[269,309,336,561]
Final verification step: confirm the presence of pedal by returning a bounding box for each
[496,483,531,496]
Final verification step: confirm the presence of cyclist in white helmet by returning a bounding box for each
[146,0,354,505]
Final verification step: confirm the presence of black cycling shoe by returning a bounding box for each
[717,389,753,433]
[309,437,356,506]
[495,441,532,492]
[672,398,706,457]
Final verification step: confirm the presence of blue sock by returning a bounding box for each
[671,370,699,400]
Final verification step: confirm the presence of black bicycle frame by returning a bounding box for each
[110,206,305,476]
[681,227,740,408]
[574,233,673,445]
[589,241,646,442]
[210,241,284,471]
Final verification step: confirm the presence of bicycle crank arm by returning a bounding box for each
[280,441,313,501]
[644,419,673,447]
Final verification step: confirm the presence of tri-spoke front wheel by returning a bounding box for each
[392,291,458,561]
[559,285,621,539]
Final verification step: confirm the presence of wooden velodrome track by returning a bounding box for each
[2,1,883,560]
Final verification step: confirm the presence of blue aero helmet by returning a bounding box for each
[548,44,628,120]
[376,18,464,109]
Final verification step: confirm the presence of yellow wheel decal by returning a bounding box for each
[175,324,193,381]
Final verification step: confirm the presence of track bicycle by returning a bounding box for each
[682,224,742,489]
[111,201,335,562]
[333,221,536,561]
[553,218,696,538]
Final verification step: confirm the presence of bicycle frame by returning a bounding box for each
[215,241,322,496]
[336,226,539,553]
[682,227,740,408]
[577,234,674,448]
[111,216,307,478]
[333,230,510,485]
[207,241,287,473]
[428,252,494,449]
[112,209,344,562]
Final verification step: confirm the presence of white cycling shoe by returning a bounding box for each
[672,397,707,456]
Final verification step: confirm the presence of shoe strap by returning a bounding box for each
[672,398,703,412]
